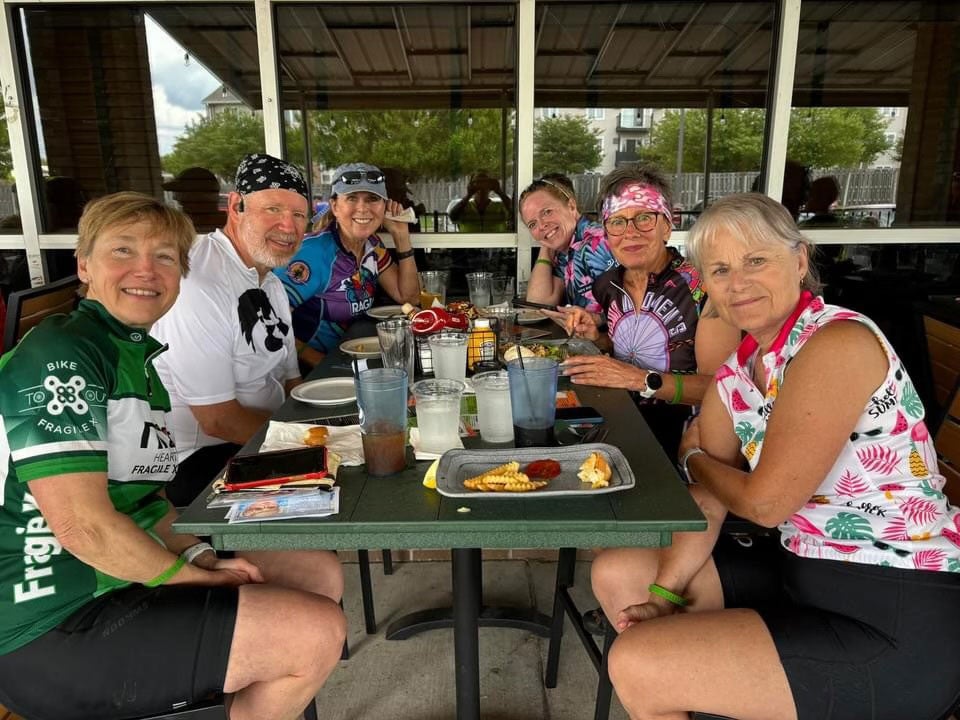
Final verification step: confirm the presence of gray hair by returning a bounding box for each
[685,193,821,293]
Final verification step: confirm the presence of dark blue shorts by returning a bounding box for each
[713,532,960,720]
[0,584,238,720]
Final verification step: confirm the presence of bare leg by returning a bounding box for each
[240,549,344,603]
[608,609,796,720]
[591,547,724,632]
[223,583,345,720]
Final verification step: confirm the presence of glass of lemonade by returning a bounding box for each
[428,332,467,384]
[411,379,465,455]
[472,370,514,443]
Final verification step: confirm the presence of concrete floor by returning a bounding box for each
[316,556,628,720]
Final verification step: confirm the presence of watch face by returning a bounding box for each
[646,372,663,391]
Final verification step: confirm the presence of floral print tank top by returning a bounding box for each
[715,292,960,571]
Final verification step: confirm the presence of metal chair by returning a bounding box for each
[2,274,81,353]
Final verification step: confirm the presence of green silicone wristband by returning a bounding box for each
[648,582,688,607]
[145,556,186,587]
[535,257,553,267]
[671,373,684,405]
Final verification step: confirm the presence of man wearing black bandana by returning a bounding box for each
[153,153,310,505]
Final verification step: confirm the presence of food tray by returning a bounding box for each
[435,443,634,498]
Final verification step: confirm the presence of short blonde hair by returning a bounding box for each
[685,193,821,293]
[75,192,196,275]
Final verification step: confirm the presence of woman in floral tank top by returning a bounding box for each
[595,194,960,720]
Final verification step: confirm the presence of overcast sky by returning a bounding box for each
[145,15,219,156]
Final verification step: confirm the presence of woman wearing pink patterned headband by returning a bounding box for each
[563,164,739,458]
[520,173,615,313]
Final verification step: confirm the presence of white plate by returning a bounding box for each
[339,336,382,358]
[517,309,548,325]
[366,305,406,320]
[291,378,357,406]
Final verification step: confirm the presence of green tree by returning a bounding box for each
[297,109,514,180]
[788,108,889,168]
[645,107,891,173]
[532,115,602,175]
[162,110,265,180]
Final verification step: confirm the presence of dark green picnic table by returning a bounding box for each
[174,317,705,720]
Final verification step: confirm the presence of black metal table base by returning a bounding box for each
[383,548,551,720]
[385,605,552,640]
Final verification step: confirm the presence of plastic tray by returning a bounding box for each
[435,443,634,498]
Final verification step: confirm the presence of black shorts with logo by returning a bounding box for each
[0,583,237,720]
[713,532,960,720]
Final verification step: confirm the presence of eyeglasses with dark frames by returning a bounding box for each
[336,170,385,185]
[603,212,660,236]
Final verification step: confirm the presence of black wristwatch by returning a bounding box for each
[638,370,663,398]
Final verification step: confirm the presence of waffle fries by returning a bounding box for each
[463,461,550,493]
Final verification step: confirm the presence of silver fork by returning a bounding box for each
[578,425,609,444]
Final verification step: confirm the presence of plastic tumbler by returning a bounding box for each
[418,270,449,308]
[377,318,416,381]
[490,275,514,305]
[506,357,559,447]
[411,378,465,455]
[466,271,493,308]
[355,368,408,476]
[472,370,514,443]
[427,332,467,384]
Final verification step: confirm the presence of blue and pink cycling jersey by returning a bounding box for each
[276,226,393,353]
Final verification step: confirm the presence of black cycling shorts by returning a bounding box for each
[713,532,960,720]
[0,583,238,720]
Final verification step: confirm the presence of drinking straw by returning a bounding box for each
[513,343,535,425]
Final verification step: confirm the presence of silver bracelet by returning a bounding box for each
[180,542,216,565]
[679,447,706,486]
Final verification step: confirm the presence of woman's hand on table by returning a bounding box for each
[561,354,643,390]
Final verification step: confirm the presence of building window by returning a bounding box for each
[586,108,605,120]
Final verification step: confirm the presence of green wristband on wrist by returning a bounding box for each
[671,373,684,404]
[535,257,553,268]
[648,582,688,607]
[145,556,186,587]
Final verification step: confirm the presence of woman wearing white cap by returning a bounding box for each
[276,162,420,368]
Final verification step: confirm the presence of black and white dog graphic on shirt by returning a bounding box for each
[238,288,289,353]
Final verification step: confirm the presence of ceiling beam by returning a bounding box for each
[646,3,705,81]
[393,8,414,84]
[586,4,627,82]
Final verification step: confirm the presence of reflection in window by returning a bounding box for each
[534,2,775,226]
[20,4,263,233]
[276,4,517,235]
[790,1,959,228]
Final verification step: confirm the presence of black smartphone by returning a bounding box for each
[555,406,604,424]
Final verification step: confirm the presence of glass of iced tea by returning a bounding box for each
[355,368,408,476]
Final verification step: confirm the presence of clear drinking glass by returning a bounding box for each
[377,318,416,381]
[506,357,559,447]
[490,275,514,305]
[466,271,493,308]
[472,370,514,443]
[418,270,449,308]
[411,378,465,455]
[355,368,408,475]
[427,332,468,384]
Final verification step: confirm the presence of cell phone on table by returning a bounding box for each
[555,406,604,424]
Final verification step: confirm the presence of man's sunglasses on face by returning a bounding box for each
[338,170,385,185]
